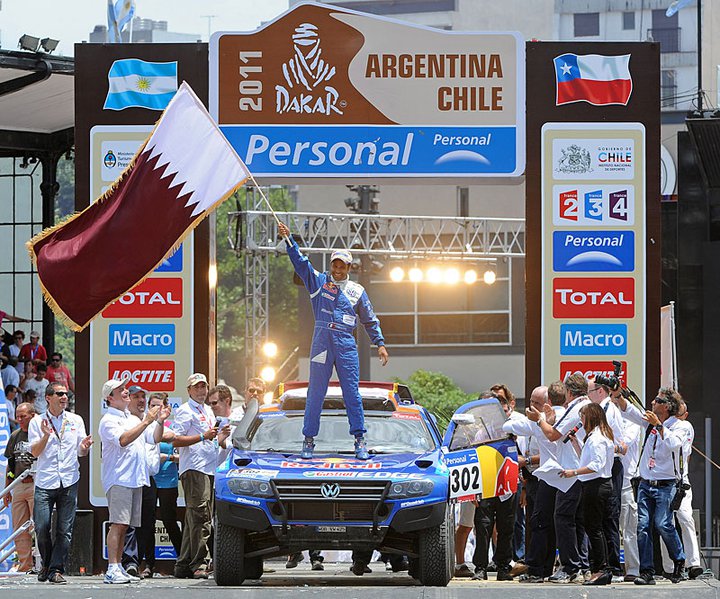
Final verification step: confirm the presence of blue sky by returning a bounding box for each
[0,0,290,56]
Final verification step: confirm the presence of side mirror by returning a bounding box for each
[232,398,259,450]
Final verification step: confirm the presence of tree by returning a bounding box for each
[394,370,475,433]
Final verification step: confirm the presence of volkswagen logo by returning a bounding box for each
[320,483,340,499]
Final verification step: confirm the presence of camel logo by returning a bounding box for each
[275,22,344,116]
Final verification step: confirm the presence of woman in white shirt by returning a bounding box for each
[560,402,615,585]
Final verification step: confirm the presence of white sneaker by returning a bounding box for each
[104,570,131,584]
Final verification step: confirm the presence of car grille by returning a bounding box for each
[272,479,389,522]
[273,479,388,501]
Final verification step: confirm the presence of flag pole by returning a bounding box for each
[244,173,290,242]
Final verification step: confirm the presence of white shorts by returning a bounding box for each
[107,485,142,527]
[458,501,476,528]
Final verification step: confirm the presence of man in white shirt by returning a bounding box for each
[619,417,641,581]
[172,373,219,579]
[612,387,685,585]
[98,378,168,584]
[230,378,266,421]
[29,382,93,584]
[533,373,591,583]
[660,399,702,579]
[23,363,49,414]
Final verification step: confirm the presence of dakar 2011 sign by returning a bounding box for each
[210,1,524,178]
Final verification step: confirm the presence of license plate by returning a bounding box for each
[316,526,346,533]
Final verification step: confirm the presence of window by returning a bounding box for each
[574,12,599,37]
[623,11,635,30]
[661,70,677,108]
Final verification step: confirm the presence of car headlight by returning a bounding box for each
[387,479,434,499]
[227,477,274,498]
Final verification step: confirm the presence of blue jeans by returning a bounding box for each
[33,482,79,575]
[636,481,685,573]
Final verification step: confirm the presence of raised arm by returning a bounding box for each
[278,222,322,295]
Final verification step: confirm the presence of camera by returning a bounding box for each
[595,360,623,391]
[670,481,692,511]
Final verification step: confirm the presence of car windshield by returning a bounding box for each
[247,412,436,454]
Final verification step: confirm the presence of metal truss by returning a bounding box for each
[230,210,526,259]
[230,194,526,382]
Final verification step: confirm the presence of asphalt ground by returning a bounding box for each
[1,562,719,598]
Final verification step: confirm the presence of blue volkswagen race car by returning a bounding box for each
[214,381,518,586]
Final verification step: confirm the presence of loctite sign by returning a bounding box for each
[108,361,176,391]
[553,277,634,318]
[102,278,183,318]
[560,361,628,387]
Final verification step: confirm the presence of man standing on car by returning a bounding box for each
[277,222,389,460]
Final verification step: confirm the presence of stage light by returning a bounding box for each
[260,366,276,383]
[408,267,423,283]
[389,266,405,282]
[426,267,442,284]
[40,38,60,53]
[464,269,478,284]
[262,341,278,359]
[18,34,40,52]
[483,269,496,285]
[443,267,460,285]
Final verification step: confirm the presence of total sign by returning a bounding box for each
[210,2,524,177]
[553,278,634,318]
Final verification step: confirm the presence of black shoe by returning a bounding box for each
[634,572,656,585]
[583,572,612,586]
[125,564,139,577]
[497,569,514,581]
[286,553,303,568]
[37,568,49,582]
[174,567,194,579]
[311,560,324,571]
[472,568,488,581]
[688,566,703,580]
[519,575,544,583]
[391,558,409,573]
[48,572,67,584]
[351,561,370,576]
[670,560,685,584]
[487,561,497,573]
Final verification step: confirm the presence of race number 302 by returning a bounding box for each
[449,462,482,499]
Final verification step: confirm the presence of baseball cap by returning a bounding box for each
[30,330,40,339]
[330,249,353,264]
[102,377,128,399]
[187,373,208,387]
[127,385,147,395]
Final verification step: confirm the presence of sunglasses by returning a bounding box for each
[247,388,263,395]
[208,400,220,406]
[50,391,68,397]
[652,397,668,404]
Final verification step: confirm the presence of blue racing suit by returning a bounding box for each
[286,238,385,438]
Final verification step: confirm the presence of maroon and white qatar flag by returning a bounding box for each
[27,82,251,331]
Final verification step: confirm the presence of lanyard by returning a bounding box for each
[191,402,210,430]
[554,398,579,430]
[47,412,66,440]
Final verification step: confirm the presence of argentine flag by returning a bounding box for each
[104,59,178,111]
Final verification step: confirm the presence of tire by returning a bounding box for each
[416,505,455,586]
[214,519,247,586]
[244,556,263,580]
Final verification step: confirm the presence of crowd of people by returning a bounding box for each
[454,377,707,585]
[0,329,708,585]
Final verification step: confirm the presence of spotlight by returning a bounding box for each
[260,366,276,383]
[464,269,478,284]
[18,34,40,52]
[426,267,442,284]
[483,269,496,285]
[40,38,60,53]
[443,267,460,285]
[389,266,405,282]
[262,341,278,359]
[408,267,423,283]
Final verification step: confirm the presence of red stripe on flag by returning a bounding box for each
[556,78,632,106]
[31,150,197,329]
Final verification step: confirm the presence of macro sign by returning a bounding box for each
[210,1,524,178]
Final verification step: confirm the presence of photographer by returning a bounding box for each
[612,387,685,584]
[660,399,702,580]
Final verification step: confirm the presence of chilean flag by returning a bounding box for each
[27,82,250,331]
[554,53,632,106]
